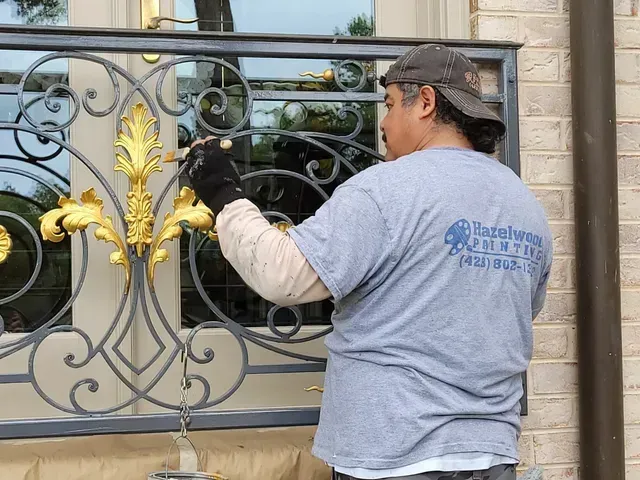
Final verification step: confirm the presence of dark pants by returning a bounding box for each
[333,464,516,480]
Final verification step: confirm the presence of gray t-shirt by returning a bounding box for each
[288,147,552,470]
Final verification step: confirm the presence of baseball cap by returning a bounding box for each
[380,44,506,134]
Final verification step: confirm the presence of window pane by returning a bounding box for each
[175,0,374,35]
[174,1,378,330]
[0,0,71,333]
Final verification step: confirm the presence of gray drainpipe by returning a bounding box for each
[570,0,625,479]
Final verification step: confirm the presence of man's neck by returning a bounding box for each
[416,127,474,152]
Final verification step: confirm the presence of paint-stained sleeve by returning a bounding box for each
[215,199,332,306]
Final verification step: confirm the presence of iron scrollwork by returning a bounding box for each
[0,50,382,419]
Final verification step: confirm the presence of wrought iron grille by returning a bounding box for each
[0,24,522,439]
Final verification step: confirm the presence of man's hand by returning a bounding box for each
[185,136,245,216]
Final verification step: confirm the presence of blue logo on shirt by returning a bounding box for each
[445,219,543,276]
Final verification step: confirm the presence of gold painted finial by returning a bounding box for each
[115,103,163,258]
[299,69,335,82]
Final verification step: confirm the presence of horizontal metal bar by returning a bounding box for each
[0,85,503,105]
[0,24,522,50]
[0,408,321,439]
[0,84,17,94]
[253,91,504,104]
[247,363,326,374]
[0,25,519,62]
[0,374,31,384]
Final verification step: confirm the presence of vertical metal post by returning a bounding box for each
[570,0,625,479]
[500,49,520,177]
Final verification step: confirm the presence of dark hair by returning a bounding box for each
[397,83,505,154]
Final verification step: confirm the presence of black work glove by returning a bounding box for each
[184,137,245,216]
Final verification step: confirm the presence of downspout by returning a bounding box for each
[570,0,625,479]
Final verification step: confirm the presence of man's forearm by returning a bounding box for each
[215,199,331,306]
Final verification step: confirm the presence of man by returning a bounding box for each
[185,44,552,480]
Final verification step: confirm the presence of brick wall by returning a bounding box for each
[470,1,640,478]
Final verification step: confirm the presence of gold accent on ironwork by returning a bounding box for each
[273,221,292,233]
[304,386,324,393]
[0,225,12,264]
[148,187,214,289]
[115,103,162,257]
[40,188,131,290]
[299,69,335,82]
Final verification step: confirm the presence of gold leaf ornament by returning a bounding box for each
[39,188,131,290]
[148,187,214,289]
[114,102,163,257]
[0,225,12,264]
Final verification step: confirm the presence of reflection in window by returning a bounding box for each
[176,1,378,330]
[0,0,71,333]
[178,55,380,330]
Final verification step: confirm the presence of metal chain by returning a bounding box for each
[179,348,191,438]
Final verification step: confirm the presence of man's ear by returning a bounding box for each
[418,86,437,120]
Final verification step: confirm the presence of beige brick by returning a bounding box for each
[533,326,571,359]
[519,434,535,467]
[618,123,640,152]
[477,0,558,11]
[621,224,640,252]
[624,326,640,356]
[562,119,572,151]
[520,16,570,48]
[625,359,640,389]
[521,85,572,117]
[541,468,579,480]
[626,426,640,458]
[615,0,640,15]
[566,189,575,218]
[619,190,640,220]
[625,393,640,423]
[531,362,578,393]
[477,63,499,95]
[562,0,569,12]
[531,189,566,219]
[533,431,579,464]
[616,53,640,84]
[520,119,562,150]
[549,256,575,289]
[560,51,571,83]
[523,153,572,184]
[522,396,577,429]
[551,223,575,254]
[472,15,518,41]
[622,290,640,322]
[619,157,640,185]
[627,463,640,480]
[621,258,640,287]
[518,50,560,82]
[616,19,640,48]
[618,86,640,118]
[536,292,576,323]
